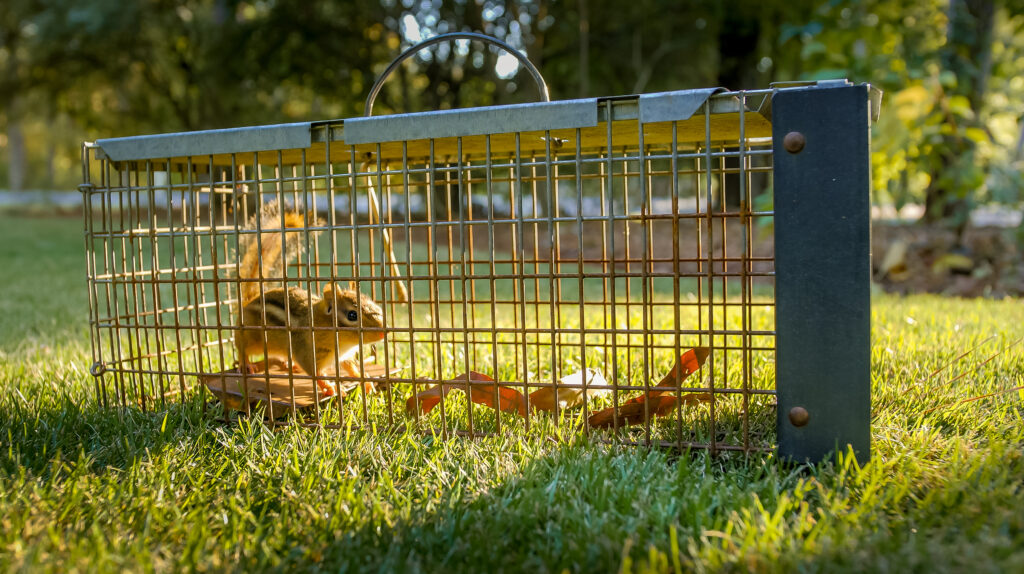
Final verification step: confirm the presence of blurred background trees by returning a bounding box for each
[1,0,1022,227]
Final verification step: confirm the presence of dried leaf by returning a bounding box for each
[406,371,529,417]
[588,347,711,429]
[406,382,456,415]
[878,239,909,280]
[528,369,609,412]
[932,252,974,275]
[588,393,714,429]
[652,347,710,391]
[201,363,332,415]
[404,347,711,427]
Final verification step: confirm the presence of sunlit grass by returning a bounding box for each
[1,213,1023,572]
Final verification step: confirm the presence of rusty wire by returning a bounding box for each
[81,90,778,453]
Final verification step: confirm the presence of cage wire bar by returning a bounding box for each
[80,80,877,460]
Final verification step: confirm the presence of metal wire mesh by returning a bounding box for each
[81,89,777,452]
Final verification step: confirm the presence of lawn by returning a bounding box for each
[1,212,1022,573]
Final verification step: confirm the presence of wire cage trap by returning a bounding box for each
[80,35,879,460]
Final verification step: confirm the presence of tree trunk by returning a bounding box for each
[715,2,763,210]
[1014,114,1024,162]
[525,0,548,78]
[6,98,26,191]
[578,0,589,98]
[922,0,996,225]
[46,137,55,189]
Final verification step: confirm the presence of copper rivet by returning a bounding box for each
[783,131,806,154]
[788,406,810,427]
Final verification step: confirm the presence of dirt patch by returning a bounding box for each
[873,223,1024,297]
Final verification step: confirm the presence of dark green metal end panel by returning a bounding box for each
[772,84,872,463]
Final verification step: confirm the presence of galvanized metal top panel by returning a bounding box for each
[344,98,600,145]
[95,122,313,162]
[638,88,725,123]
[93,88,734,162]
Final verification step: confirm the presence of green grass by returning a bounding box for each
[1,213,1023,572]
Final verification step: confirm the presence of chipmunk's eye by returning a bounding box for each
[347,310,358,322]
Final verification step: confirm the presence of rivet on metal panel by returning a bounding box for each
[783,132,806,154]
[89,361,106,377]
[788,406,810,427]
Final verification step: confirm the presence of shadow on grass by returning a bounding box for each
[293,431,1024,573]
[1,363,778,572]
[0,389,218,477]
[298,438,779,573]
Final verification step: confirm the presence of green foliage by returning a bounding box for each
[1,0,1023,219]
[790,0,1024,219]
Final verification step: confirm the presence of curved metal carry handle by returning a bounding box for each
[364,31,550,117]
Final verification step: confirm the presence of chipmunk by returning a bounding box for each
[234,200,386,396]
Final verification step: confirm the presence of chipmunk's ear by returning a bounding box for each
[348,280,357,291]
[322,282,336,312]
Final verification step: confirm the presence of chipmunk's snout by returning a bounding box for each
[366,310,386,326]
[360,307,387,341]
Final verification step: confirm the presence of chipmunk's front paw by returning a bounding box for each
[316,378,338,397]
[238,358,269,375]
